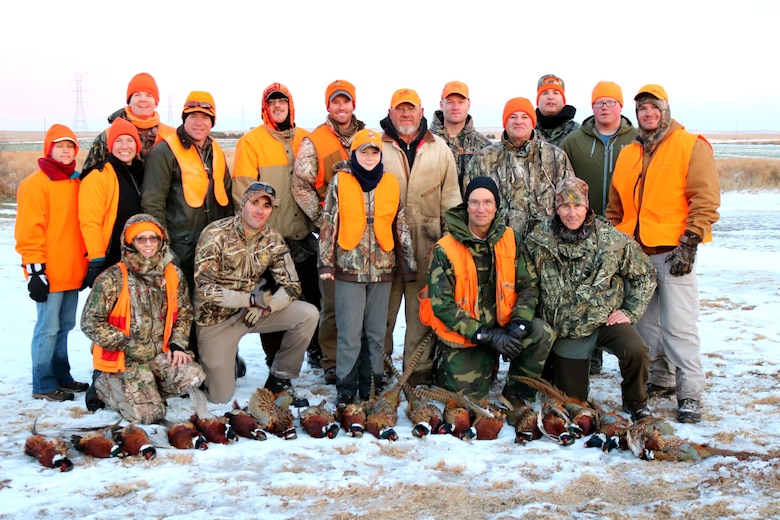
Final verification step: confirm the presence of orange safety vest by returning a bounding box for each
[308,124,349,202]
[92,262,179,373]
[337,173,399,252]
[611,129,712,245]
[162,133,230,209]
[418,228,518,347]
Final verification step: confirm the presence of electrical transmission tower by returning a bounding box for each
[71,74,89,132]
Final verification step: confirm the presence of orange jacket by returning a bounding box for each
[78,162,120,260]
[337,173,399,252]
[419,228,517,347]
[92,262,178,372]
[15,171,88,291]
[610,126,715,245]
[162,133,229,208]
[308,124,349,202]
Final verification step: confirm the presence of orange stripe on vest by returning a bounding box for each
[337,173,399,252]
[163,133,229,208]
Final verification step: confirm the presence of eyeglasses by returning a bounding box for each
[468,200,496,209]
[185,101,214,109]
[247,182,276,198]
[133,235,161,245]
[392,105,420,114]
[593,100,619,109]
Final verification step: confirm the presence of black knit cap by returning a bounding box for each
[464,176,500,209]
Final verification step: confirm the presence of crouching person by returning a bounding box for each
[81,214,206,424]
[419,176,554,402]
[193,182,318,406]
[525,178,656,421]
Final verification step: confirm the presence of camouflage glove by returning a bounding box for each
[26,264,49,302]
[665,231,701,276]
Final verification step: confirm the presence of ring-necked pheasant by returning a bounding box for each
[248,387,297,440]
[112,423,157,459]
[301,400,339,439]
[25,420,73,471]
[225,401,267,441]
[512,376,598,437]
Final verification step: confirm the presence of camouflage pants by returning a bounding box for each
[95,352,206,424]
[434,317,554,400]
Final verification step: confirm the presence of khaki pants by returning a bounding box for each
[197,301,318,403]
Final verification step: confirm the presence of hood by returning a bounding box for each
[121,213,176,277]
[443,203,507,246]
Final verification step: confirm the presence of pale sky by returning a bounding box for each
[2,0,777,134]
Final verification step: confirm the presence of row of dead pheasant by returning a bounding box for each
[25,341,774,470]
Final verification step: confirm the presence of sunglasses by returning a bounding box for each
[133,235,161,245]
[247,182,276,198]
[185,101,214,110]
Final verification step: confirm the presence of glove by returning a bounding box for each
[249,280,272,309]
[490,329,524,360]
[83,258,107,289]
[506,320,531,342]
[665,231,701,276]
[26,264,49,302]
[242,307,262,327]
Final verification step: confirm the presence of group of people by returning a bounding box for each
[14,71,720,426]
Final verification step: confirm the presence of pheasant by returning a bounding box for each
[300,400,339,439]
[225,401,267,441]
[71,431,122,459]
[500,395,541,444]
[248,387,297,439]
[513,376,598,437]
[584,409,632,452]
[403,386,443,438]
[25,420,73,472]
[191,414,238,445]
[335,401,366,437]
[414,386,504,440]
[113,423,157,459]
[537,399,578,446]
[166,422,208,450]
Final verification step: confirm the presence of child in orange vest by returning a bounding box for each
[319,129,416,406]
[14,124,89,402]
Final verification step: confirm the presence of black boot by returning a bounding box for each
[264,373,309,408]
[552,354,591,402]
[235,353,247,378]
[85,369,105,412]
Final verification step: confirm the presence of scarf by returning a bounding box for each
[328,115,363,141]
[38,157,76,181]
[535,105,577,130]
[349,151,384,192]
[124,107,161,130]
[554,211,596,243]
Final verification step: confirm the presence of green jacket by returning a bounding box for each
[559,115,637,215]
[525,214,656,339]
[426,204,539,347]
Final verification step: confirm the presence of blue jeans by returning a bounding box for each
[31,290,79,394]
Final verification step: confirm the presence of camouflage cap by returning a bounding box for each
[555,177,589,208]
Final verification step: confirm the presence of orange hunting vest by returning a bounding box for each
[611,129,712,245]
[308,124,349,202]
[163,133,229,208]
[337,173,399,252]
[92,262,179,373]
[418,228,518,347]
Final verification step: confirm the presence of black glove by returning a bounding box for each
[26,264,49,302]
[506,320,531,342]
[472,325,523,359]
[83,258,107,289]
[665,231,701,276]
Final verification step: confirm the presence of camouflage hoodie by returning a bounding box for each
[80,214,194,364]
[426,203,539,346]
[429,110,493,184]
[462,131,573,237]
[319,161,417,283]
[524,214,656,339]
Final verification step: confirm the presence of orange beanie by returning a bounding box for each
[325,79,356,109]
[126,73,159,105]
[502,97,537,128]
[125,221,163,244]
[43,124,79,158]
[537,74,566,105]
[591,81,624,106]
[107,118,141,154]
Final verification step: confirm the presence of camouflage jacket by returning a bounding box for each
[82,107,173,174]
[429,111,493,185]
[462,131,573,237]
[427,204,539,347]
[525,214,657,339]
[534,105,580,147]
[80,214,194,365]
[193,214,301,326]
[319,163,417,283]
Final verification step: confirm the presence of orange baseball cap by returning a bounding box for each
[441,81,469,99]
[634,84,668,102]
[325,79,356,108]
[182,91,216,123]
[390,88,421,108]
[350,129,383,153]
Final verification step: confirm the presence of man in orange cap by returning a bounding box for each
[429,81,492,185]
[607,84,721,424]
[292,80,366,385]
[142,91,237,369]
[464,96,573,238]
[379,88,461,386]
[82,72,174,174]
[535,74,580,146]
[232,83,321,370]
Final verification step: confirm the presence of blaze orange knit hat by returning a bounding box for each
[325,79,356,109]
[107,118,141,154]
[592,81,624,106]
[350,129,383,153]
[125,220,163,244]
[42,124,79,157]
[126,73,159,105]
[537,74,566,105]
[634,84,669,102]
[502,97,537,128]
[390,88,421,108]
[441,80,469,99]
[182,91,216,125]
